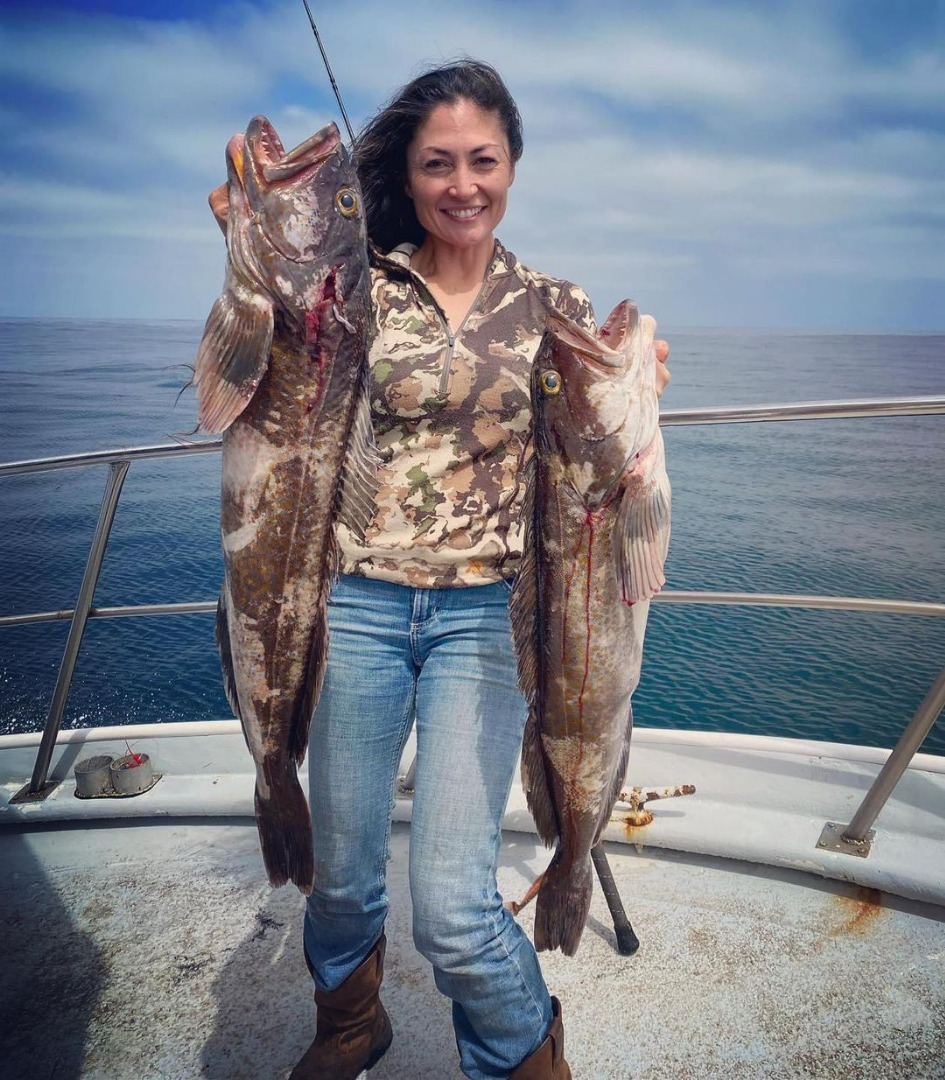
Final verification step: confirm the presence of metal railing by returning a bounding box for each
[2,394,945,853]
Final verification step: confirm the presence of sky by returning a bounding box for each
[1,0,944,330]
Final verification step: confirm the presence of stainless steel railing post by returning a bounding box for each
[25,460,130,796]
[839,662,945,843]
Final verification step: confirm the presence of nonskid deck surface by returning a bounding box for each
[1,820,943,1080]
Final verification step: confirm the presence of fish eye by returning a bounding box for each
[336,188,359,216]
[539,370,562,396]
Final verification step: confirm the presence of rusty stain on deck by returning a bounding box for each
[622,818,650,842]
[829,886,884,937]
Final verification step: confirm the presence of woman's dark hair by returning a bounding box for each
[355,59,523,253]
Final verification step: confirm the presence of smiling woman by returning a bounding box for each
[285,59,669,1080]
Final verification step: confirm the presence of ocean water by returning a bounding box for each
[0,319,943,756]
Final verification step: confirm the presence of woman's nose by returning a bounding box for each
[448,164,478,198]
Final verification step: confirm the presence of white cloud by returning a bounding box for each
[0,0,942,326]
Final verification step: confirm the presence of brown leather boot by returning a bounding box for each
[289,934,393,1080]
[509,997,572,1079]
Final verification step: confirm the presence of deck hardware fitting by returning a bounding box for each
[9,781,58,805]
[614,784,696,826]
[110,753,154,796]
[73,773,163,800]
[75,755,114,798]
[817,822,875,858]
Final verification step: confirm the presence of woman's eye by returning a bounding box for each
[422,159,449,173]
[474,156,498,168]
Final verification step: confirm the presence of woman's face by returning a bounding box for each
[405,98,515,251]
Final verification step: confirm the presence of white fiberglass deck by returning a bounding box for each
[2,724,945,1078]
[2,818,944,1080]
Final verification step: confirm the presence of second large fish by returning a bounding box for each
[194,117,376,893]
[510,300,671,953]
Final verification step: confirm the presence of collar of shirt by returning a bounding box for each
[370,238,517,283]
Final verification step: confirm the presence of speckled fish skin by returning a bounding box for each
[511,299,671,953]
[193,116,375,894]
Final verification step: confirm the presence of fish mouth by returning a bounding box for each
[245,116,341,185]
[242,117,346,265]
[546,313,623,371]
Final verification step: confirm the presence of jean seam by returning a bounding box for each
[409,619,421,668]
[382,680,417,880]
[485,899,547,1052]
[481,752,546,1056]
[410,588,442,666]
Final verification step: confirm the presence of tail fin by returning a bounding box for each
[534,849,593,956]
[254,769,314,894]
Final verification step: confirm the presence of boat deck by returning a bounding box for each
[3,817,944,1080]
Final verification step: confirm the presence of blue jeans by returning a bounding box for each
[303,574,552,1079]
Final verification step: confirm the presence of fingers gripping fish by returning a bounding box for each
[510,300,671,953]
[194,117,377,893]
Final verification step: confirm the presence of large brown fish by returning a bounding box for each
[194,117,376,893]
[510,300,671,953]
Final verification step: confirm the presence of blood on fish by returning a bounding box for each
[304,268,338,350]
[304,269,340,410]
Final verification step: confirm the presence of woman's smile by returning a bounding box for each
[442,206,486,220]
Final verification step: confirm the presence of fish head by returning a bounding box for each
[228,115,368,327]
[532,300,656,507]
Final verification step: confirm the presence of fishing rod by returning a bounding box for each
[300,0,356,146]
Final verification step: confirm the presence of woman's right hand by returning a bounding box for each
[209,183,228,235]
[642,315,672,398]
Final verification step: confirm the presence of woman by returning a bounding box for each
[292,60,670,1080]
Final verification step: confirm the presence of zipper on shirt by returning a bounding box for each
[412,267,494,397]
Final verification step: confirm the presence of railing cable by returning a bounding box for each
[2,395,943,827]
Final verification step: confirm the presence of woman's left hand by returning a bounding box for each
[641,315,672,398]
[655,338,671,398]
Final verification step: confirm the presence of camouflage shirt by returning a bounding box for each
[338,239,596,588]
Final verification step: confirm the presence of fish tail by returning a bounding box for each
[534,849,593,956]
[254,771,314,895]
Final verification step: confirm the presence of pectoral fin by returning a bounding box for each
[614,437,672,603]
[194,279,274,434]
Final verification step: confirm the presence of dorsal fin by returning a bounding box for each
[335,362,380,542]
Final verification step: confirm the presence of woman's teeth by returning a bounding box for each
[443,207,485,219]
